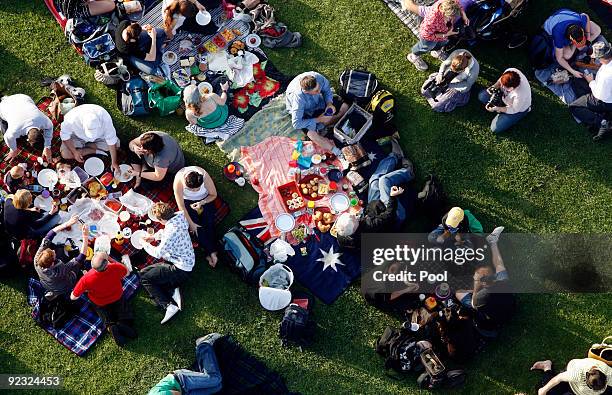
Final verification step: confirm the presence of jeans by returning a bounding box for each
[94,296,133,327]
[569,93,612,128]
[128,28,166,75]
[478,90,529,133]
[412,38,448,56]
[174,334,223,394]
[185,199,218,255]
[367,153,414,225]
[140,263,190,309]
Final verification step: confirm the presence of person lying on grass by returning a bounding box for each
[0,94,54,163]
[70,252,137,346]
[128,131,185,189]
[569,41,612,142]
[285,72,349,156]
[543,9,602,79]
[402,0,469,71]
[531,358,610,395]
[140,202,196,324]
[34,215,89,297]
[173,166,220,267]
[478,68,532,134]
[59,104,121,174]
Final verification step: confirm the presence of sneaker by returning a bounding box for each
[161,304,180,324]
[407,53,428,71]
[593,120,611,142]
[430,50,448,61]
[108,324,128,346]
[172,288,182,311]
[486,226,505,244]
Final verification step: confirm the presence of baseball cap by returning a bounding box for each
[591,41,612,59]
[445,207,464,229]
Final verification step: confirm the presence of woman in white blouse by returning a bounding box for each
[173,166,219,267]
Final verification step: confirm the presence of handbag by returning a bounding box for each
[82,33,116,66]
[588,336,612,366]
[148,80,183,116]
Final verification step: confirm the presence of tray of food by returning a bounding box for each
[212,34,227,49]
[83,177,108,199]
[313,207,335,233]
[277,181,305,213]
[298,174,325,201]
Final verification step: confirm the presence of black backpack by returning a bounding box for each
[375,326,422,374]
[339,69,378,105]
[529,31,554,70]
[279,294,316,351]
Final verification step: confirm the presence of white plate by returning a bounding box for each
[130,229,148,250]
[115,164,134,183]
[119,211,131,222]
[245,33,261,48]
[37,169,58,188]
[274,213,296,232]
[162,50,178,65]
[34,195,54,212]
[198,82,213,96]
[196,10,212,26]
[84,157,105,177]
[330,193,350,213]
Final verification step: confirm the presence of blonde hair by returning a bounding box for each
[151,202,175,222]
[450,52,472,72]
[9,165,24,178]
[439,0,461,18]
[13,189,32,209]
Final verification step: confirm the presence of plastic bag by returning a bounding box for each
[119,189,153,216]
[269,239,295,263]
[148,80,182,116]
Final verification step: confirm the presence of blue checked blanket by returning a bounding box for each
[27,274,139,356]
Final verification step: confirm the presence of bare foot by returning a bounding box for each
[530,360,552,371]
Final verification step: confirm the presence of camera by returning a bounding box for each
[423,69,459,102]
[486,87,505,108]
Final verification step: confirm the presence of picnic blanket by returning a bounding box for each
[219,95,303,160]
[27,273,139,356]
[381,0,436,37]
[240,207,361,305]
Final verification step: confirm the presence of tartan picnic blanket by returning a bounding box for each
[26,273,139,356]
[381,0,435,37]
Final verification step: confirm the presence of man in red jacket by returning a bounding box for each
[71,252,137,346]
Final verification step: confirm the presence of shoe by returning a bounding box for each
[161,304,180,324]
[430,50,448,61]
[108,324,128,346]
[172,288,182,311]
[592,120,611,142]
[117,323,138,339]
[407,53,428,71]
[486,226,505,244]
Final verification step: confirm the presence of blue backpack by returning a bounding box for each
[117,77,150,117]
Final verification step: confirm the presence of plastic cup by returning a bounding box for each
[41,190,50,198]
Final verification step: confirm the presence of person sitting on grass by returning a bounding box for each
[140,202,195,325]
[0,94,54,163]
[57,0,116,19]
[361,261,419,314]
[173,166,219,267]
[34,215,89,297]
[530,358,610,395]
[162,0,218,40]
[569,41,612,142]
[455,226,516,332]
[183,82,230,129]
[70,252,137,346]
[402,0,469,71]
[148,334,223,395]
[127,131,185,189]
[3,189,61,240]
[421,49,479,112]
[115,21,167,76]
[59,104,121,174]
[285,72,349,156]
[478,68,532,134]
[427,206,483,247]
[543,9,602,79]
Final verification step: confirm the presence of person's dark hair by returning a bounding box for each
[164,0,197,30]
[140,133,164,153]
[125,23,142,42]
[185,170,204,189]
[586,368,607,390]
[300,75,318,92]
[500,70,521,89]
[27,128,44,151]
[567,24,585,42]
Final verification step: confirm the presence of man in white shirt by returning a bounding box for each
[478,68,532,134]
[570,41,612,142]
[59,104,121,173]
[0,94,54,162]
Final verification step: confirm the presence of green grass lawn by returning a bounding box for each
[0,0,611,394]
